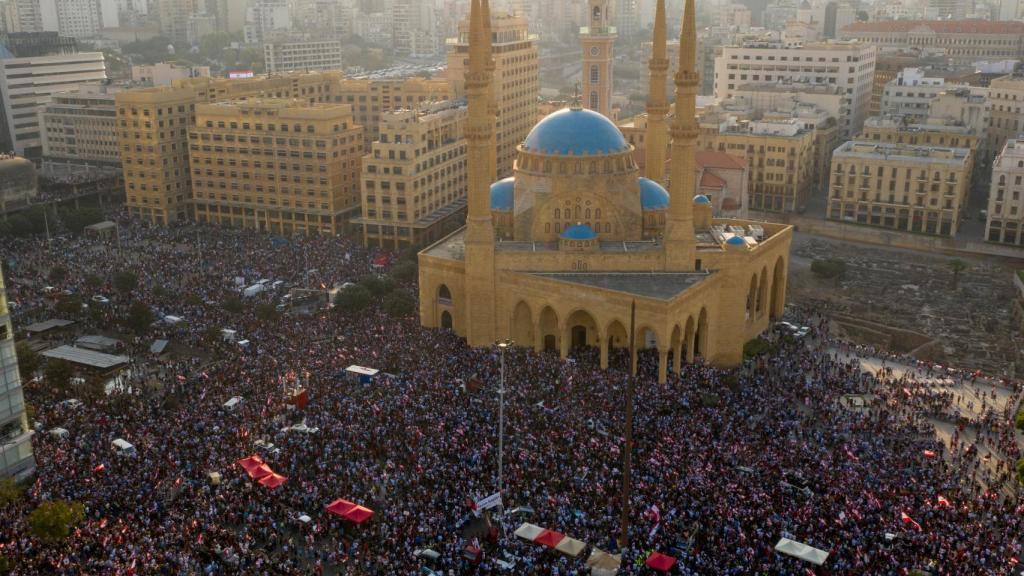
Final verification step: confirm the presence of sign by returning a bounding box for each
[228,70,254,79]
[476,492,502,511]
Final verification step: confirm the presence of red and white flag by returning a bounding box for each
[923,450,937,458]
[900,511,922,531]
[936,495,952,507]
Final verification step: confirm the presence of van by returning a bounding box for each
[112,438,136,457]
[222,396,243,411]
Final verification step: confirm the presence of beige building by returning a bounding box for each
[117,72,343,224]
[130,62,211,86]
[354,101,468,249]
[40,85,120,177]
[828,141,971,236]
[697,114,816,213]
[764,103,839,195]
[335,77,450,150]
[0,156,37,213]
[986,137,1024,247]
[189,99,363,234]
[447,11,538,178]
[929,87,990,159]
[264,39,344,74]
[839,21,1024,65]
[859,115,979,180]
[418,0,793,384]
[987,74,1024,165]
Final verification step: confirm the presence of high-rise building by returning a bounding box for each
[264,39,344,74]
[158,0,200,42]
[987,74,1024,165]
[0,263,35,481]
[828,140,970,236]
[189,98,362,234]
[40,84,120,178]
[927,0,966,20]
[447,11,538,178]
[579,0,616,117]
[714,40,876,137]
[839,21,1024,65]
[355,101,468,249]
[870,50,948,118]
[986,136,1024,247]
[243,0,288,44]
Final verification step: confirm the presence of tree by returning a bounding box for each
[360,274,395,296]
[203,325,222,344]
[5,215,33,237]
[54,295,83,317]
[27,500,85,542]
[389,260,417,283]
[14,341,40,379]
[1017,458,1024,485]
[112,271,138,295]
[58,208,103,234]
[0,552,12,574]
[1016,409,1024,431]
[126,301,154,334]
[743,337,771,358]
[44,359,74,392]
[334,284,371,312]
[0,477,22,508]
[948,259,967,291]
[811,258,847,283]
[222,294,244,314]
[48,266,68,284]
[254,302,279,322]
[83,273,102,289]
[383,289,416,317]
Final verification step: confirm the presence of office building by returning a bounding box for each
[243,0,288,44]
[264,39,344,74]
[986,137,1024,247]
[157,0,199,42]
[39,84,120,177]
[839,21,1024,65]
[828,140,970,236]
[335,77,450,150]
[131,62,211,86]
[929,87,991,160]
[355,101,468,249]
[0,263,34,481]
[189,99,362,234]
[987,74,1024,165]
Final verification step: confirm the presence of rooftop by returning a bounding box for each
[841,20,1024,35]
[529,272,709,301]
[42,345,128,369]
[834,141,971,165]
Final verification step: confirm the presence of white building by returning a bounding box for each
[881,67,963,122]
[986,136,1024,247]
[131,62,210,86]
[39,84,120,177]
[264,39,343,74]
[244,0,289,44]
[0,264,35,481]
[731,81,848,129]
[714,40,877,136]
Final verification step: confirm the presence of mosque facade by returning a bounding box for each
[417,0,792,383]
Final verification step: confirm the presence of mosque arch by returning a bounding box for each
[440,310,453,329]
[511,301,533,347]
[565,309,600,350]
[746,274,758,320]
[670,324,683,373]
[539,306,559,353]
[695,308,709,359]
[438,284,452,303]
[683,315,696,363]
[758,266,768,315]
[771,256,786,319]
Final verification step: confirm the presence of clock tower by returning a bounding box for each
[580,0,616,118]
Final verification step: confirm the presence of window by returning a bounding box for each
[590,65,599,84]
[590,92,598,110]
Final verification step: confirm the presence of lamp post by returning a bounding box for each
[496,340,512,516]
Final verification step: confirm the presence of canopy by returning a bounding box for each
[325,498,356,517]
[534,529,565,549]
[345,365,379,376]
[554,536,586,557]
[586,548,622,576]
[345,505,374,524]
[325,498,373,523]
[258,473,287,489]
[236,455,264,473]
[248,463,274,480]
[514,523,544,542]
[774,537,829,566]
[645,552,677,572]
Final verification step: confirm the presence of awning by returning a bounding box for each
[325,498,356,517]
[534,529,565,549]
[345,505,374,524]
[325,498,373,523]
[586,548,621,576]
[554,536,586,557]
[513,523,544,542]
[515,523,586,557]
[150,339,169,354]
[248,463,274,480]
[774,538,829,566]
[258,473,287,489]
[645,551,677,572]
[236,455,264,473]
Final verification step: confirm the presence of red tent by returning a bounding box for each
[325,499,373,523]
[345,505,374,524]
[287,389,309,409]
[248,463,274,480]
[258,473,287,489]
[645,552,677,572]
[237,455,264,473]
[325,498,357,517]
[534,529,566,549]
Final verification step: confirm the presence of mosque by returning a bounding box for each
[417,0,793,383]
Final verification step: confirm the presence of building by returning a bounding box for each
[986,136,1024,247]
[157,0,199,43]
[39,84,120,178]
[130,62,211,86]
[354,101,468,249]
[335,77,450,150]
[0,263,35,481]
[418,0,792,383]
[189,99,362,234]
[117,72,343,225]
[0,33,105,158]
[580,0,615,117]
[243,0,288,44]
[697,113,816,213]
[927,0,966,19]
[695,150,749,218]
[731,81,847,132]
[859,115,980,152]
[764,103,839,195]
[447,11,538,178]
[47,0,103,38]
[987,74,1024,165]
[0,155,37,212]
[827,140,971,236]
[839,21,1024,65]
[264,39,344,74]
[929,87,990,158]
[870,50,949,118]
[881,67,964,122]
[713,40,876,136]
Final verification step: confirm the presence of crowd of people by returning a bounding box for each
[1,217,1022,575]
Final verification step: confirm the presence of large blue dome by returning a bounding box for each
[490,177,514,211]
[639,177,670,210]
[561,223,598,240]
[522,108,630,156]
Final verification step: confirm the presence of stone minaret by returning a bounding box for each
[580,0,617,117]
[664,0,698,271]
[463,0,497,345]
[644,0,669,184]
[481,0,498,182]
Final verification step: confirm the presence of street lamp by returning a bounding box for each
[496,340,512,516]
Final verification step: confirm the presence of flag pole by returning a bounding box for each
[620,299,636,549]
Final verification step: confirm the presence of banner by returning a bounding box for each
[476,492,502,511]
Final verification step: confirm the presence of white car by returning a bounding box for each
[91,295,110,304]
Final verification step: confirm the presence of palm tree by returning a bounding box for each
[948,259,967,290]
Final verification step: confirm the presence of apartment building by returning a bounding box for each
[987,74,1024,164]
[839,21,1024,65]
[448,12,538,178]
[189,99,362,234]
[713,40,876,137]
[880,67,964,122]
[130,62,211,86]
[986,137,1024,247]
[39,84,120,177]
[697,114,816,213]
[264,39,344,74]
[335,77,450,150]
[929,87,990,158]
[0,263,34,481]
[828,141,971,236]
[354,101,468,249]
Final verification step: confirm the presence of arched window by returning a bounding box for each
[554,208,560,219]
[604,222,610,233]
[595,208,601,219]
[585,208,591,219]
[438,284,452,302]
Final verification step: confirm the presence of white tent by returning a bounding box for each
[513,523,544,542]
[775,537,829,566]
[586,548,621,576]
[554,536,586,557]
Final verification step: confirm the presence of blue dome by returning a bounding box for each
[561,223,598,240]
[522,108,630,156]
[726,235,747,246]
[639,177,669,210]
[490,177,514,211]
[693,194,712,205]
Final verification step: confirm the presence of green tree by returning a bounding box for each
[83,273,102,289]
[5,215,33,237]
[0,477,22,508]
[44,359,74,392]
[126,301,153,334]
[334,284,371,312]
[1017,458,1024,485]
[48,266,68,284]
[54,295,83,317]
[112,271,138,295]
[14,340,40,379]
[389,260,417,283]
[0,552,12,574]
[222,294,244,314]
[743,337,771,358]
[811,258,847,283]
[948,259,967,291]
[203,325,222,344]
[254,302,279,322]
[1016,409,1024,431]
[27,500,85,542]
[58,208,103,234]
[360,274,395,296]
[383,289,416,317]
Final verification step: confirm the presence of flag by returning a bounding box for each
[844,446,860,462]
[900,512,922,531]
[936,496,951,507]
[923,450,936,458]
[93,463,105,474]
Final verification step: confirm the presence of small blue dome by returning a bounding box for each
[639,177,670,210]
[561,223,598,240]
[490,177,514,211]
[693,194,712,205]
[726,235,747,246]
[523,108,630,156]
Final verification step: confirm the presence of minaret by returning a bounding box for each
[644,0,669,184]
[463,0,497,345]
[664,0,698,271]
[580,0,616,117]
[482,0,498,182]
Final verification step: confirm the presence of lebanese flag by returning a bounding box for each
[844,446,860,462]
[900,512,922,531]
[923,450,937,458]
[936,495,952,507]
[93,463,105,474]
